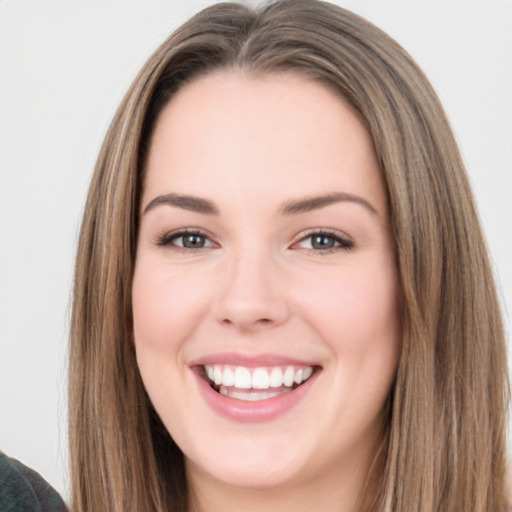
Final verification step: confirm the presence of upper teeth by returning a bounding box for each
[204,364,314,390]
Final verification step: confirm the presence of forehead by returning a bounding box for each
[143,70,386,214]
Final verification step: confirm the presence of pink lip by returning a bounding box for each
[189,352,316,368]
[192,365,320,423]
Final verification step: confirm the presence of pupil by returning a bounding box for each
[312,235,334,249]
[184,234,204,248]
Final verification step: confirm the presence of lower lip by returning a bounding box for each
[194,370,319,423]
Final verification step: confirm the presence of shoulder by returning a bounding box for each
[0,451,67,512]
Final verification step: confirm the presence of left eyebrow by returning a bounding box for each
[142,193,219,215]
[280,192,378,216]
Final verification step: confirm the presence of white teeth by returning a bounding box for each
[283,367,295,387]
[234,367,252,389]
[220,386,286,401]
[213,366,223,385]
[252,368,270,389]
[204,364,315,395]
[269,367,283,388]
[223,367,234,387]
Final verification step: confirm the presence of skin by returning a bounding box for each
[132,71,400,512]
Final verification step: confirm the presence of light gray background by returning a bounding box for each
[1,0,511,502]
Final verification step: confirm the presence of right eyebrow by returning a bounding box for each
[280,192,378,216]
[142,193,219,215]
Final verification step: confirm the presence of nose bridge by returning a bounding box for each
[213,242,289,329]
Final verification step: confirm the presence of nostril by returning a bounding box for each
[220,317,273,328]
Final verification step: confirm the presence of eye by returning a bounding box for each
[293,230,354,252]
[156,229,217,250]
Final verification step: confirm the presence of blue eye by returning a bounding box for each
[156,230,215,250]
[295,231,353,252]
[177,233,208,248]
[310,234,337,249]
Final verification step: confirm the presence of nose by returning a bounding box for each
[212,248,291,331]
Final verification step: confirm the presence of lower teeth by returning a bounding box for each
[215,384,296,401]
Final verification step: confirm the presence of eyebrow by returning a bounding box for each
[280,192,378,216]
[142,191,378,217]
[143,193,219,215]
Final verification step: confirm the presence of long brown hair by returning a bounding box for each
[69,1,509,510]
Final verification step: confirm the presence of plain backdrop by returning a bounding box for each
[1,0,511,502]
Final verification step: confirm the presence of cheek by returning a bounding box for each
[131,263,214,431]
[296,258,400,361]
[132,263,213,354]
[300,259,400,428]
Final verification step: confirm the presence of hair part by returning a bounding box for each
[69,1,509,510]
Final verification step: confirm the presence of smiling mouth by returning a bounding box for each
[202,364,317,401]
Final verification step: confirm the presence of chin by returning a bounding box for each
[184,435,308,490]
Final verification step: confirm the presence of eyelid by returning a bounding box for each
[291,228,354,252]
[153,227,353,252]
[155,227,219,249]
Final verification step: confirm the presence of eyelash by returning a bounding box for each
[155,228,216,251]
[293,229,354,254]
[155,228,354,253]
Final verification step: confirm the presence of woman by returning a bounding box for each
[69,1,510,510]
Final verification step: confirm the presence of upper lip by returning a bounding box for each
[189,352,319,368]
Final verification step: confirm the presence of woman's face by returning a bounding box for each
[133,71,400,494]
